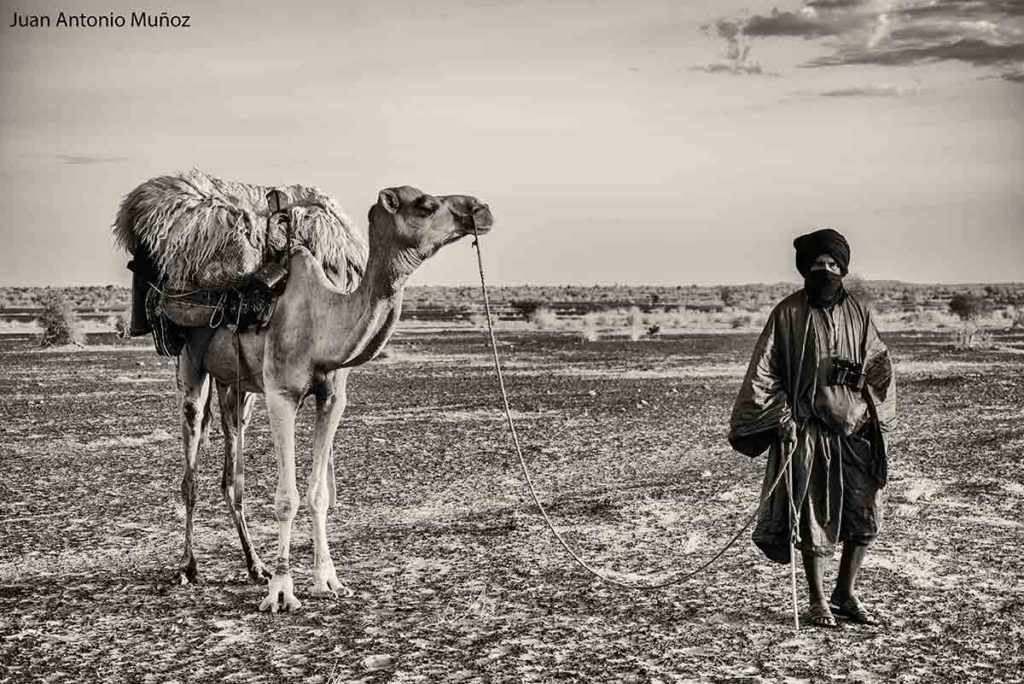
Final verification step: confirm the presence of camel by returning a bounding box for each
[153,184,492,612]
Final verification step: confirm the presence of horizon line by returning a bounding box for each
[1,279,1022,289]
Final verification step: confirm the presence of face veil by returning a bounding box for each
[793,228,851,308]
[804,269,846,309]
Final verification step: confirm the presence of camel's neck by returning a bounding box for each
[318,233,420,369]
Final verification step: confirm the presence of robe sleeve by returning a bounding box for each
[728,308,793,457]
[862,311,896,431]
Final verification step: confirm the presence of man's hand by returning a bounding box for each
[778,418,798,446]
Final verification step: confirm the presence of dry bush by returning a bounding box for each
[468,312,497,329]
[955,326,995,351]
[949,293,990,321]
[510,300,542,321]
[730,313,754,329]
[1010,306,1024,330]
[112,311,131,343]
[581,311,601,329]
[528,307,559,330]
[845,274,875,306]
[719,286,738,310]
[949,293,993,349]
[578,312,601,342]
[38,291,84,347]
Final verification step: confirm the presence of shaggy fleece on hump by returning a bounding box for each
[113,169,368,290]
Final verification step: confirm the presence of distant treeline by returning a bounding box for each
[1,282,1022,319]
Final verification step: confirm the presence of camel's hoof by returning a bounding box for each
[248,563,273,585]
[311,563,354,599]
[310,580,354,599]
[174,559,201,585]
[259,573,301,613]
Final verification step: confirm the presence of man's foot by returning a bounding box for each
[829,594,879,625]
[807,602,838,628]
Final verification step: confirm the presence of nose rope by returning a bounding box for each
[470,227,800,591]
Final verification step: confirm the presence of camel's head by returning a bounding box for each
[368,186,493,265]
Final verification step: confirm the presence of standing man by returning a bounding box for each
[728,229,896,628]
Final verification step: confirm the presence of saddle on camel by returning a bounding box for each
[115,168,368,353]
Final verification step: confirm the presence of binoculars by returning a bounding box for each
[829,356,866,391]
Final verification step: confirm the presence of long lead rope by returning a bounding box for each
[470,230,802,591]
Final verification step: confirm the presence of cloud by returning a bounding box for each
[816,83,920,96]
[702,0,1024,80]
[894,0,1024,20]
[998,65,1024,81]
[743,6,870,38]
[53,154,129,165]
[809,37,1024,66]
[690,62,766,75]
[693,19,771,75]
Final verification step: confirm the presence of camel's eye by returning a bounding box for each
[414,196,440,216]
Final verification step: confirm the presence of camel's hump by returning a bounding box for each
[113,169,369,291]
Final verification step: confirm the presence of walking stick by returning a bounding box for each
[785,311,812,633]
[786,436,800,632]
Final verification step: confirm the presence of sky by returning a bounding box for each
[0,0,1021,287]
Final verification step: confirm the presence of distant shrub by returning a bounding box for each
[900,289,922,312]
[719,286,738,310]
[113,311,131,342]
[955,327,993,351]
[511,300,542,320]
[468,312,496,329]
[730,313,754,329]
[528,307,559,330]
[948,293,990,321]
[1010,306,1024,330]
[948,293,993,349]
[845,274,874,306]
[38,291,84,347]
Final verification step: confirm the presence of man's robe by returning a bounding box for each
[728,291,896,563]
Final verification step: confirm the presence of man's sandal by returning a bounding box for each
[807,603,838,628]
[829,596,879,626]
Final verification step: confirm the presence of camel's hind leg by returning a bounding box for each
[199,387,214,451]
[217,381,271,583]
[174,350,211,585]
[307,371,353,599]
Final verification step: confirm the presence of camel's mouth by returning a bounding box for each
[461,212,493,236]
[448,197,493,237]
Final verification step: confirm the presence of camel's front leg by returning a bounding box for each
[259,389,302,613]
[308,372,354,599]
[175,353,211,585]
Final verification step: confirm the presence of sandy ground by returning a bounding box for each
[1,327,1022,683]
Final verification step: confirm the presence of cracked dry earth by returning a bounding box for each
[1,328,1022,683]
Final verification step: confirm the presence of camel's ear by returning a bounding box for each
[378,189,400,214]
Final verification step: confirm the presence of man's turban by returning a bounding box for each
[793,228,850,277]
